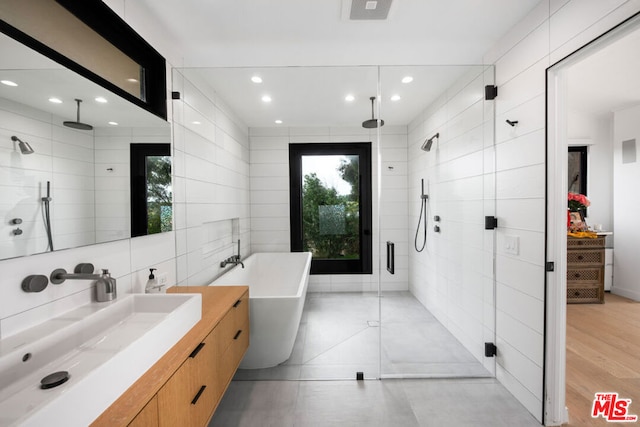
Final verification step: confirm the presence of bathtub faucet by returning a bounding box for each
[220,255,244,269]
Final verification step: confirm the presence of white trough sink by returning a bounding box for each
[0,293,202,426]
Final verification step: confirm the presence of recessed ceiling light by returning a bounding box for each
[251,76,263,83]
[126,78,138,83]
[365,1,378,10]
[1,80,17,87]
[275,119,283,124]
[345,94,355,102]
[108,121,118,126]
[390,94,401,102]
[401,76,414,84]
[192,121,201,125]
[95,96,108,103]
[48,97,63,104]
[262,95,272,103]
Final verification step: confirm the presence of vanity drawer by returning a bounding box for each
[216,291,249,354]
[217,320,249,390]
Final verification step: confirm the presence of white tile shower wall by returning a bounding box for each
[0,98,96,259]
[249,125,409,292]
[466,0,640,420]
[172,70,251,287]
[408,67,496,384]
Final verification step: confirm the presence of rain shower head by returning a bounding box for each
[63,99,93,131]
[421,133,439,152]
[11,135,34,154]
[362,96,384,128]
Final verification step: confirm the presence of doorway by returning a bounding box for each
[546,12,640,425]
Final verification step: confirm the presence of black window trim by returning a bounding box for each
[289,142,372,275]
[130,143,171,238]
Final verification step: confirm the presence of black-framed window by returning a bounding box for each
[568,146,587,196]
[289,143,372,275]
[131,144,172,237]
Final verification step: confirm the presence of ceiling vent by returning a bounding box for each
[349,0,393,20]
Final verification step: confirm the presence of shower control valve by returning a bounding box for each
[433,215,440,222]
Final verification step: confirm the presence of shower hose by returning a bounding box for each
[414,181,428,252]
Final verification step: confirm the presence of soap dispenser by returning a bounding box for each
[145,268,162,293]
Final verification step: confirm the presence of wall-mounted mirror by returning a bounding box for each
[0,31,171,260]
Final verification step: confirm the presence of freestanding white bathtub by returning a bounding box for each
[209,252,312,369]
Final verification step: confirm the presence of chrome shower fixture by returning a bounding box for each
[63,99,93,130]
[362,96,384,128]
[421,133,439,152]
[11,135,34,154]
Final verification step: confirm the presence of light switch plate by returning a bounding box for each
[505,235,519,255]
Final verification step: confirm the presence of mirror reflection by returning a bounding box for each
[0,31,171,260]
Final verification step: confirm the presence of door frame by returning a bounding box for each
[544,12,640,426]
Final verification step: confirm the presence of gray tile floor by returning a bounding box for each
[209,378,542,426]
[234,292,489,380]
[213,292,540,426]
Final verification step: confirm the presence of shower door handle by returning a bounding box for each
[386,241,395,274]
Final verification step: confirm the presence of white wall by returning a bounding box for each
[249,125,409,292]
[407,67,496,376]
[172,70,252,287]
[567,110,614,233]
[478,0,640,422]
[613,104,640,300]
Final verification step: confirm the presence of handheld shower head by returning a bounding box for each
[11,135,34,154]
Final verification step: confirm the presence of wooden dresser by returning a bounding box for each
[567,236,606,304]
[91,286,249,427]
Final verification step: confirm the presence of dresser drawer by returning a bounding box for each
[567,249,605,267]
[567,284,604,303]
[567,267,603,284]
[567,236,605,248]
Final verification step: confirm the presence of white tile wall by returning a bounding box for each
[0,98,96,259]
[172,70,251,286]
[476,0,640,421]
[249,125,409,292]
[407,65,496,377]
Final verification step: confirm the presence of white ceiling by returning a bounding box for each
[567,24,640,116]
[136,0,541,67]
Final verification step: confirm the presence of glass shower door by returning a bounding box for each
[378,65,497,378]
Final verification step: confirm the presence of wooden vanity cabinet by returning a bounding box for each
[93,286,249,427]
[157,327,220,427]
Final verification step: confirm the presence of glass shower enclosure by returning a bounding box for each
[173,64,497,380]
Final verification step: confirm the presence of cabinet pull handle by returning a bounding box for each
[191,385,207,405]
[234,330,242,340]
[189,342,205,358]
[233,299,241,308]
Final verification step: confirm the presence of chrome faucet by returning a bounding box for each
[50,263,117,302]
[220,240,244,268]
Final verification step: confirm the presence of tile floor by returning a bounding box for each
[234,292,490,381]
[212,292,540,426]
[209,378,542,426]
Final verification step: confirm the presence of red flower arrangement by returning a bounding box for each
[568,192,590,212]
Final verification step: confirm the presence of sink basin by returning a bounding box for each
[0,293,202,426]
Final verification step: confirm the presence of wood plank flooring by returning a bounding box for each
[566,293,640,426]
